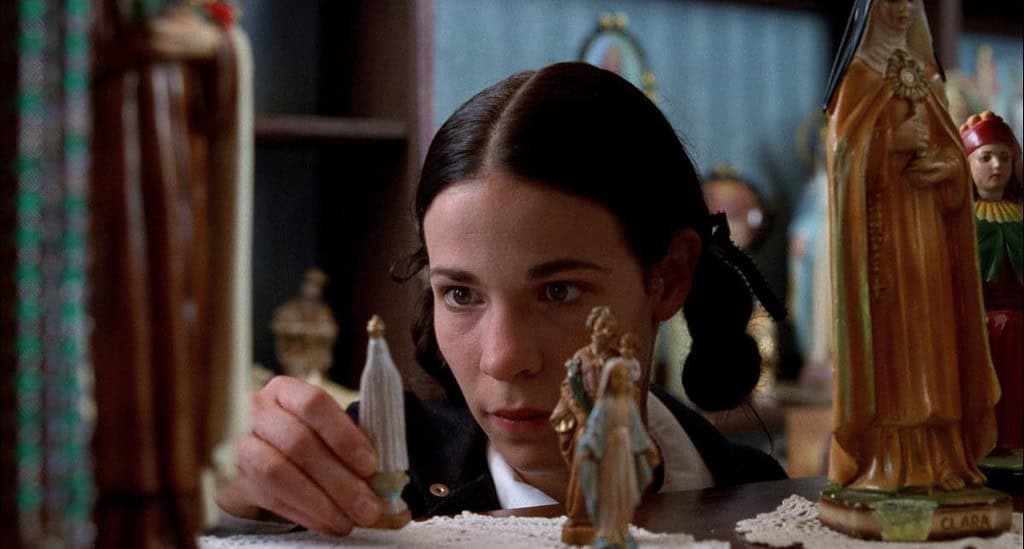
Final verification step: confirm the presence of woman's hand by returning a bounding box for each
[216,376,382,536]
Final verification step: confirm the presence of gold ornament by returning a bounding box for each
[885,49,928,102]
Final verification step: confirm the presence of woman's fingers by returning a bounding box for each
[213,376,387,534]
[263,376,378,477]
[250,389,382,527]
[234,435,356,536]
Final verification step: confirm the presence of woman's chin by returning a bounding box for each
[494,441,566,474]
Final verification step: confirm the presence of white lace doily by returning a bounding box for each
[736,494,1024,549]
[199,512,728,548]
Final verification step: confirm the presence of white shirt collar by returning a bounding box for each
[487,441,558,509]
[488,391,713,509]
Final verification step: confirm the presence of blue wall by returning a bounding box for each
[434,0,831,202]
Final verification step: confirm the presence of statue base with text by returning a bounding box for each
[818,485,1012,541]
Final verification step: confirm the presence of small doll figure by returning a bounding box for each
[550,306,621,545]
[358,315,411,528]
[961,111,1023,461]
[577,335,660,549]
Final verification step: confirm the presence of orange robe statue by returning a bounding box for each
[823,0,999,492]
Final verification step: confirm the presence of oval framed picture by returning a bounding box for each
[579,13,656,99]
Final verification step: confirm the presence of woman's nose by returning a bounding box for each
[478,304,543,381]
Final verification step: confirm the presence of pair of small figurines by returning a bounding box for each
[551,306,660,549]
[359,304,660,544]
[362,303,658,544]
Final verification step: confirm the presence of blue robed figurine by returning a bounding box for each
[577,334,660,549]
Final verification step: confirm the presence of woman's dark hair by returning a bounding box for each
[394,62,781,411]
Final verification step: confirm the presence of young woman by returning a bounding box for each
[215,61,786,536]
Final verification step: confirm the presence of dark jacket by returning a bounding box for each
[348,385,786,519]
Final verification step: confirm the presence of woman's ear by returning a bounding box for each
[648,229,701,321]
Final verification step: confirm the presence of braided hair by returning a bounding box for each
[393,62,784,411]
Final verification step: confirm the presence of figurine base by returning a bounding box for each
[818,485,1012,541]
[561,522,595,546]
[369,509,411,530]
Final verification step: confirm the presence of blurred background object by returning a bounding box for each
[266,268,359,408]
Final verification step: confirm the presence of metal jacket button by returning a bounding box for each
[429,483,450,497]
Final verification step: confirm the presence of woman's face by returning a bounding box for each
[877,0,915,34]
[969,143,1014,199]
[423,172,664,474]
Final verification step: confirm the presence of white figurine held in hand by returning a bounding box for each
[359,315,411,529]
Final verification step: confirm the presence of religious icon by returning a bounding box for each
[359,315,411,529]
[579,12,657,100]
[550,306,621,546]
[577,334,659,549]
[789,115,834,386]
[819,0,1010,540]
[960,111,1023,483]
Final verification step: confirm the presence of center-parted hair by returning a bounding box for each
[396,62,767,411]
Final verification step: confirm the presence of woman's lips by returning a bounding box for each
[491,408,551,434]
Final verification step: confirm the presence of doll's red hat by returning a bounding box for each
[960,111,1019,157]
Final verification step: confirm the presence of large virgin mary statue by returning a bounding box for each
[823,0,999,492]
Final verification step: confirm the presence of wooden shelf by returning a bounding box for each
[254,114,408,143]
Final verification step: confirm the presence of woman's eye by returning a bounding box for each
[542,282,582,303]
[442,286,481,307]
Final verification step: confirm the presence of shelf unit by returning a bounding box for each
[245,0,432,392]
[254,115,408,143]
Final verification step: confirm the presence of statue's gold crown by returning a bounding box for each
[367,314,386,338]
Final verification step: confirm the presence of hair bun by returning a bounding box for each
[682,335,761,411]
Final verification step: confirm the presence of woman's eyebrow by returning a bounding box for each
[527,259,610,280]
[428,267,478,284]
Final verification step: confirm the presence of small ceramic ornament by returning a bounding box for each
[359,315,411,529]
[577,334,659,549]
[550,306,621,546]
[819,0,1010,540]
[960,111,1023,486]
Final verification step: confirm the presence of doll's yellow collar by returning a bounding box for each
[975,199,1023,223]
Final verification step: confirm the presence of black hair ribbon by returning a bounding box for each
[707,212,788,321]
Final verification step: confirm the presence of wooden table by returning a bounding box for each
[489,477,1024,548]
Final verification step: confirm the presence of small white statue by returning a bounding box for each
[358,315,411,528]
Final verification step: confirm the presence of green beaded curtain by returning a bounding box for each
[8,0,96,547]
